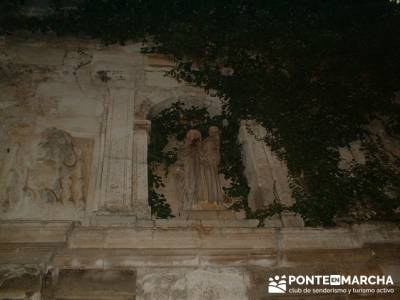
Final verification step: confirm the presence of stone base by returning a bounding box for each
[43,269,136,300]
[155,218,259,228]
[280,212,305,227]
[182,209,237,220]
[90,214,138,226]
[91,204,152,225]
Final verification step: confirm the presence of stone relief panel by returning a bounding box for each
[137,268,250,300]
[41,269,136,300]
[0,265,41,299]
[25,128,90,205]
[0,126,93,220]
[0,103,36,214]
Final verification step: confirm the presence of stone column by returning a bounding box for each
[133,119,152,219]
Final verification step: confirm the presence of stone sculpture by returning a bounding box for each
[198,126,224,207]
[25,127,85,204]
[180,126,224,210]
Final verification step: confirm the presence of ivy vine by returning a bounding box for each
[2,0,400,226]
[148,102,250,218]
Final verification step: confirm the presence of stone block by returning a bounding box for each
[200,219,259,228]
[67,226,277,250]
[182,210,237,220]
[136,267,250,300]
[282,249,373,266]
[0,221,74,244]
[154,219,201,228]
[53,248,277,269]
[90,214,137,226]
[352,223,400,246]
[45,269,136,299]
[0,267,41,300]
[281,212,305,227]
[280,228,361,250]
[0,246,56,265]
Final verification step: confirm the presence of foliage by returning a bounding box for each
[248,181,289,227]
[2,0,400,225]
[148,102,250,218]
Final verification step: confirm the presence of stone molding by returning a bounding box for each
[1,221,399,298]
[0,221,398,251]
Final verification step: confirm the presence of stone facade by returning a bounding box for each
[0,35,399,299]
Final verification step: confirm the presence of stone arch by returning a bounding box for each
[134,87,222,121]
[148,95,222,119]
[145,90,232,219]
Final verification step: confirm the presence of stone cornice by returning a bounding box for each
[0,221,399,271]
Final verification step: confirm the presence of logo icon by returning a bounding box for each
[330,275,341,285]
[268,275,287,293]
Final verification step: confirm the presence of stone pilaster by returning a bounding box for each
[133,119,152,219]
[98,87,135,212]
[95,88,152,221]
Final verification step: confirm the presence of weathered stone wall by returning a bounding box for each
[0,34,221,222]
[0,35,399,299]
[0,221,399,299]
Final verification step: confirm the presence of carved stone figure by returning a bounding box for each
[181,129,204,210]
[25,127,85,204]
[0,123,27,213]
[198,126,224,208]
[179,126,224,210]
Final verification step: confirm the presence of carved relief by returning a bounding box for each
[0,147,21,212]
[135,95,153,119]
[0,112,33,213]
[176,126,225,211]
[25,128,87,205]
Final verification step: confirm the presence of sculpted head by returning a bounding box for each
[208,126,220,137]
[186,129,202,145]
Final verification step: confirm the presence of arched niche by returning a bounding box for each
[146,96,240,220]
[148,95,222,120]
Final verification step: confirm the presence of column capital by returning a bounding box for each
[134,119,151,133]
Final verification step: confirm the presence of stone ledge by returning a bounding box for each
[0,244,62,265]
[52,248,277,269]
[280,223,400,250]
[67,226,277,249]
[155,219,260,228]
[0,221,76,244]
[0,222,398,252]
[89,218,261,228]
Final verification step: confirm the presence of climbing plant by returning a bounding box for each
[2,0,400,225]
[148,102,250,218]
